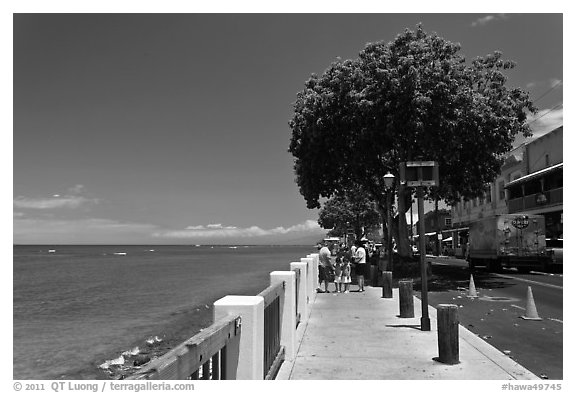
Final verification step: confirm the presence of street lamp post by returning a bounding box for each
[417,186,431,331]
[384,173,395,272]
[399,161,439,332]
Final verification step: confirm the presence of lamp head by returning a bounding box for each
[384,172,395,188]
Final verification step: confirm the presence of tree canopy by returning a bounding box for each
[288,25,536,256]
[317,188,381,240]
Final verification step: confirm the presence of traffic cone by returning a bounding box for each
[521,286,542,320]
[467,274,478,298]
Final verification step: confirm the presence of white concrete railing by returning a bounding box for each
[213,252,318,379]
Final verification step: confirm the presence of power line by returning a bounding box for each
[527,102,563,126]
[533,80,562,103]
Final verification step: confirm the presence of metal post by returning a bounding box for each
[410,199,414,249]
[387,190,393,271]
[417,186,431,331]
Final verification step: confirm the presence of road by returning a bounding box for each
[414,256,563,380]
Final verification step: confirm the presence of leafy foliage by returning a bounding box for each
[288,25,536,255]
[317,189,381,239]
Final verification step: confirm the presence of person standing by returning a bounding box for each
[354,241,367,292]
[334,256,344,293]
[318,242,333,293]
[342,256,352,293]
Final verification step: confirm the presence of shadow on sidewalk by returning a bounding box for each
[385,324,422,330]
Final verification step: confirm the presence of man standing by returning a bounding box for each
[318,241,333,293]
[354,240,367,292]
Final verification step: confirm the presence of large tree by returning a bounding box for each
[288,25,536,257]
[317,188,381,241]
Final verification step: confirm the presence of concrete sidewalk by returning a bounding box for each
[276,286,540,380]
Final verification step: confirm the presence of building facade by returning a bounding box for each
[448,126,563,256]
[505,126,563,239]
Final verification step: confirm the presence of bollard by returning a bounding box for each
[398,280,414,318]
[381,271,393,298]
[369,265,378,286]
[435,304,460,365]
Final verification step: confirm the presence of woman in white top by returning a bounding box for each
[354,241,367,292]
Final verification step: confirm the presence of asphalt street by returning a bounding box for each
[414,257,563,380]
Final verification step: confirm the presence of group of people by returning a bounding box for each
[317,240,369,293]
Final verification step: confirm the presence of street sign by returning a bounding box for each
[399,161,440,187]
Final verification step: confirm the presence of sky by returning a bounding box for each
[11,11,564,245]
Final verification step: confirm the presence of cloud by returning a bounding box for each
[471,14,507,27]
[13,213,325,245]
[155,220,323,239]
[527,107,563,137]
[13,217,159,244]
[526,78,562,91]
[13,195,97,210]
[68,184,85,194]
[512,106,563,148]
[548,78,563,89]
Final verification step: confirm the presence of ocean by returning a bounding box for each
[13,244,315,380]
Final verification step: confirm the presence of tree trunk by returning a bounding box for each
[397,183,412,258]
[376,203,388,248]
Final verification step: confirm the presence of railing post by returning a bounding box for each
[213,296,264,379]
[307,253,320,294]
[290,262,308,322]
[270,271,296,361]
[300,257,314,305]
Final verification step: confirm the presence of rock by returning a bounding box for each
[133,355,151,367]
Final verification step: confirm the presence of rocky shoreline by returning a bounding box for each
[96,305,214,380]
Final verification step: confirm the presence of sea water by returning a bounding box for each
[13,244,314,379]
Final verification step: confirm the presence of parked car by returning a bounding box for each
[545,238,563,272]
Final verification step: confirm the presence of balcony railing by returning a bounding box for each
[507,187,563,213]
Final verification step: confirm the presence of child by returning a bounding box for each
[334,256,343,293]
[342,257,352,293]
